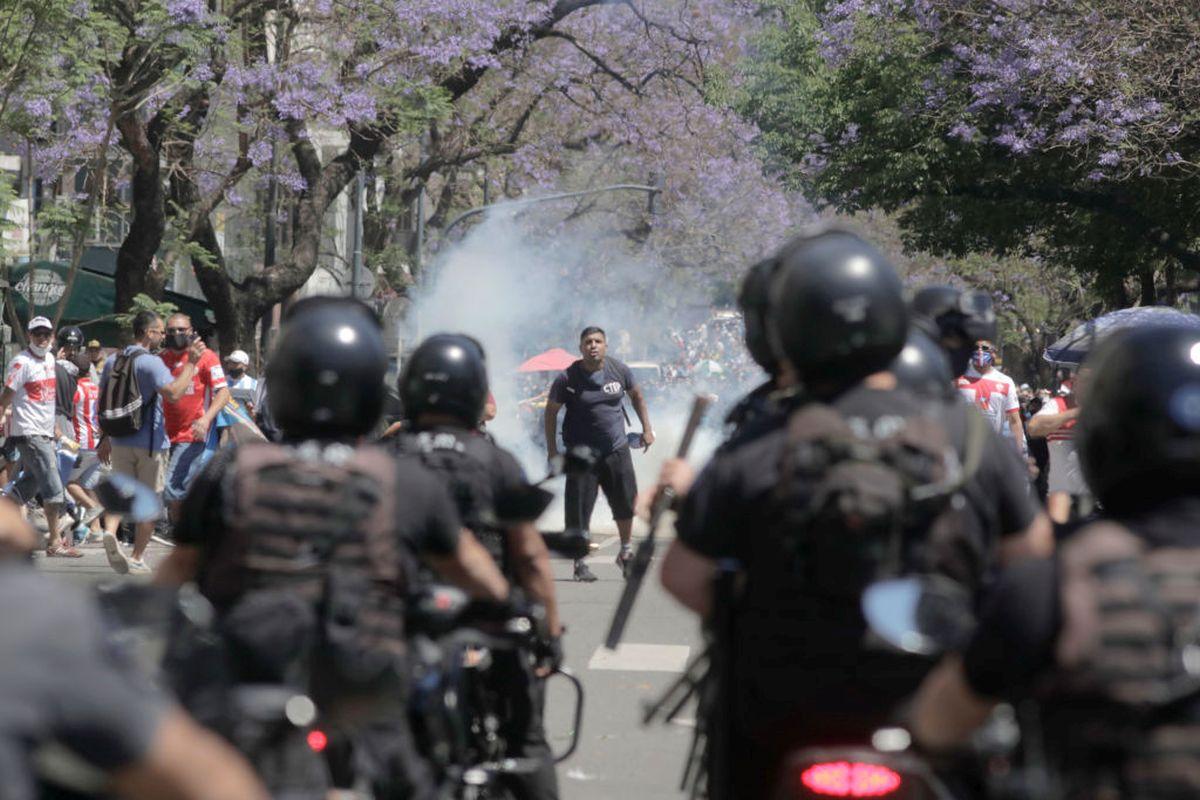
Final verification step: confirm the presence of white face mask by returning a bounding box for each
[28,343,48,358]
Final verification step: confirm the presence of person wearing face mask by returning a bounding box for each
[223,350,255,387]
[956,339,1026,456]
[157,314,230,531]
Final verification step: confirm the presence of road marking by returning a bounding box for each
[587,643,691,673]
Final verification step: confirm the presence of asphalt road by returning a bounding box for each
[37,520,704,800]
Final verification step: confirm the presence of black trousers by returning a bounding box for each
[564,446,637,532]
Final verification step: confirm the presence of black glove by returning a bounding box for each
[534,634,564,673]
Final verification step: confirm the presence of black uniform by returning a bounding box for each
[720,379,785,453]
[940,399,1040,588]
[394,425,559,800]
[54,358,78,444]
[962,499,1200,798]
[0,563,167,800]
[678,385,1027,796]
[174,442,462,798]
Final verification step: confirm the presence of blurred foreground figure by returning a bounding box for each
[0,499,267,800]
[661,230,981,798]
[912,325,1200,797]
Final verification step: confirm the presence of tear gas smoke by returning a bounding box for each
[413,210,765,532]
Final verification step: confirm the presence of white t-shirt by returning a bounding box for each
[956,367,1020,434]
[228,374,258,392]
[1035,395,1086,495]
[5,350,57,437]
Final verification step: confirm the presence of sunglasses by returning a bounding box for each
[974,344,994,353]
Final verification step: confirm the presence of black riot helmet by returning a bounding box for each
[738,258,782,374]
[766,229,907,397]
[889,328,956,401]
[57,326,84,351]
[910,285,997,377]
[1078,325,1200,515]
[267,296,387,440]
[399,334,489,427]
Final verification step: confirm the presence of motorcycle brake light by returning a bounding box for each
[798,761,902,797]
[307,729,328,752]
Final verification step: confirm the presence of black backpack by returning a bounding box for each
[98,349,147,437]
[773,403,966,597]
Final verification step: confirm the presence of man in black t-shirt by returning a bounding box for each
[544,326,654,582]
[54,326,83,446]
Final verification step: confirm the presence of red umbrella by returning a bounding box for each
[518,348,577,372]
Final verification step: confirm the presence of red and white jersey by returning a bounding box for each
[73,377,100,450]
[1037,395,1077,442]
[956,367,1020,434]
[5,349,56,437]
[1037,395,1085,494]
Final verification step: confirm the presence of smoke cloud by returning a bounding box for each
[412,208,763,532]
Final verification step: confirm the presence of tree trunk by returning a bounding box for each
[1138,264,1157,306]
[113,113,171,328]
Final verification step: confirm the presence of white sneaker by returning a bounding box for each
[103,531,130,575]
[127,558,152,575]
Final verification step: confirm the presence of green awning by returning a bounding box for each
[7,261,214,344]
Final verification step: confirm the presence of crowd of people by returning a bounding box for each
[0,316,261,571]
[5,226,1200,800]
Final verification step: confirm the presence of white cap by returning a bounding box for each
[226,349,250,365]
[27,316,52,332]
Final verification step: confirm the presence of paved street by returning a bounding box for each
[36,521,703,799]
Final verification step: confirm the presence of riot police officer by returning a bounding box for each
[660,229,982,799]
[395,333,562,800]
[722,258,787,447]
[909,324,1200,798]
[156,297,508,798]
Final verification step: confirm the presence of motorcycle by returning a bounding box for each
[407,584,584,799]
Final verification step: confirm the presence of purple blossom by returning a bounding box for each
[166,0,206,23]
[949,122,978,142]
[23,97,52,117]
[1097,150,1121,166]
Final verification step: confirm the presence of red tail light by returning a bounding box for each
[799,761,903,797]
[307,729,328,752]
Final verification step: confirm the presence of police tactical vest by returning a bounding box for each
[202,442,411,703]
[771,402,965,596]
[1046,522,1200,799]
[395,429,509,574]
[729,401,962,733]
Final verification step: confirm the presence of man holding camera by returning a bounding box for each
[98,311,209,575]
[158,313,230,527]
